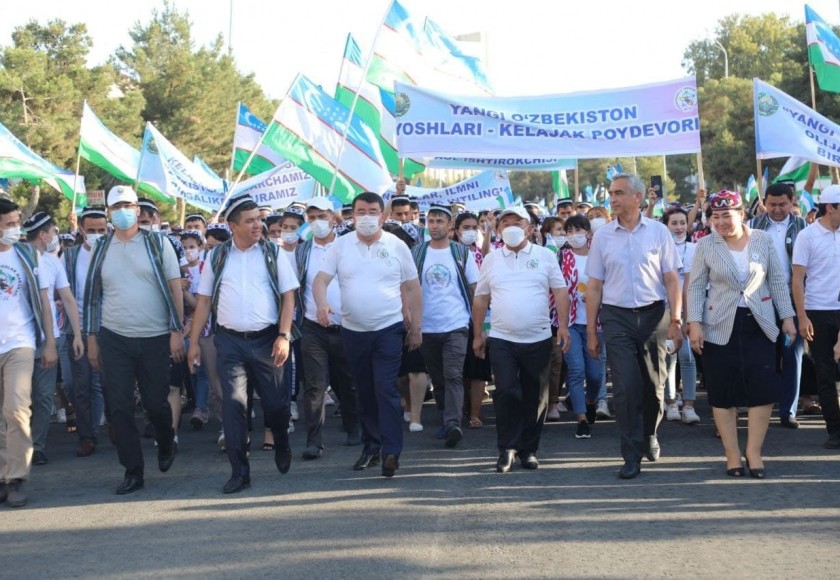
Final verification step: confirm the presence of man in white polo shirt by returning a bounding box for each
[313,191,421,478]
[792,185,840,450]
[472,206,571,473]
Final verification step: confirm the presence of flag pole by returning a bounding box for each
[71,101,85,212]
[756,158,763,192]
[696,152,705,191]
[229,102,241,175]
[573,164,579,202]
[134,122,148,191]
[328,0,394,196]
[809,66,817,111]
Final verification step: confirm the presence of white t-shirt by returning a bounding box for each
[564,252,589,326]
[475,242,565,343]
[792,219,840,311]
[186,264,201,295]
[0,247,36,353]
[73,245,92,320]
[283,247,297,271]
[304,240,342,325]
[38,251,69,339]
[675,241,696,286]
[729,246,750,308]
[420,246,479,333]
[319,231,419,332]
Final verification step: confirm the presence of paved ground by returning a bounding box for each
[3,394,839,579]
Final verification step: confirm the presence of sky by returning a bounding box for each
[0,0,837,100]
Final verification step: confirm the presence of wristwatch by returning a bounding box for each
[670,318,683,325]
[278,332,290,340]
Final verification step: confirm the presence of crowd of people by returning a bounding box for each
[1,171,838,506]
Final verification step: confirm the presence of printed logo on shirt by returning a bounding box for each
[0,265,22,300]
[425,263,452,291]
[526,258,540,270]
[377,247,390,260]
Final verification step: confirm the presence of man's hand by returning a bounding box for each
[781,317,797,346]
[667,321,683,352]
[647,188,658,203]
[272,337,290,367]
[833,333,840,363]
[187,340,202,374]
[406,329,422,351]
[170,331,185,363]
[87,335,101,371]
[688,322,704,355]
[71,334,84,360]
[586,330,601,359]
[317,305,335,327]
[395,177,407,195]
[473,332,487,359]
[695,188,707,205]
[799,314,814,341]
[41,340,58,369]
[557,326,572,353]
[68,212,78,232]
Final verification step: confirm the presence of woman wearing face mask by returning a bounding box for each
[557,215,608,437]
[539,217,566,253]
[454,212,493,428]
[543,214,569,422]
[661,207,700,425]
[586,207,611,233]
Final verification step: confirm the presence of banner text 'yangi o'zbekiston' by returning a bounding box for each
[394,78,701,159]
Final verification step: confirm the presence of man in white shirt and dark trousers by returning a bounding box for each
[0,198,56,508]
[188,194,300,493]
[472,206,571,472]
[84,186,185,496]
[585,174,683,479]
[792,185,840,449]
[313,192,422,478]
[413,204,480,448]
[295,197,360,458]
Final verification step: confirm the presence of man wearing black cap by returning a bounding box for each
[84,186,184,495]
[23,212,84,466]
[63,207,108,457]
[188,193,299,493]
[412,203,479,448]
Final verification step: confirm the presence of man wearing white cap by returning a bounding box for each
[296,196,360,459]
[83,185,185,495]
[792,184,840,449]
[472,206,571,472]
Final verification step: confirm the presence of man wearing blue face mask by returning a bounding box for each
[83,186,185,495]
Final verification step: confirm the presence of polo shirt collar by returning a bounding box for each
[501,241,534,257]
[232,239,259,253]
[612,213,646,233]
[770,214,790,227]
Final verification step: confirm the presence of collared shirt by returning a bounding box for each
[319,230,418,332]
[792,219,840,311]
[586,214,680,308]
[766,214,791,284]
[198,239,299,332]
[475,242,565,343]
[304,239,342,325]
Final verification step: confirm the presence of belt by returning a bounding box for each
[608,300,664,313]
[304,319,341,332]
[218,325,276,340]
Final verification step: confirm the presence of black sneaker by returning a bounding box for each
[585,403,597,425]
[575,420,591,439]
[825,432,840,449]
[32,450,48,465]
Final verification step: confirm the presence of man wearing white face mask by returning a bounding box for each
[23,212,85,466]
[63,207,107,457]
[313,192,421,477]
[472,206,571,473]
[295,197,360,458]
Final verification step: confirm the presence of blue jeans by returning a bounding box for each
[665,338,697,401]
[70,335,104,443]
[341,322,405,457]
[776,315,804,419]
[565,324,606,416]
[58,330,74,407]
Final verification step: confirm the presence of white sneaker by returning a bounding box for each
[287,420,295,434]
[666,403,681,421]
[546,404,561,422]
[290,401,299,421]
[56,408,67,424]
[557,401,569,413]
[403,411,411,423]
[324,390,336,406]
[409,422,423,432]
[675,393,683,408]
[596,399,611,419]
[217,431,226,451]
[682,406,701,425]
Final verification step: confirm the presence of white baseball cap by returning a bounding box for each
[819,185,840,204]
[107,185,138,207]
[498,206,529,220]
[306,197,334,212]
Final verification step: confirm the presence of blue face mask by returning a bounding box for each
[111,208,137,230]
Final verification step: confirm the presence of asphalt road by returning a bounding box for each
[3,395,838,579]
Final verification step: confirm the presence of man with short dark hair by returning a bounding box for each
[0,198,56,507]
[313,191,421,477]
[84,186,185,495]
[751,182,807,428]
[188,193,299,493]
[556,199,575,220]
[184,214,207,234]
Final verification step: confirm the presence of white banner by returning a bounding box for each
[231,161,316,209]
[384,169,513,210]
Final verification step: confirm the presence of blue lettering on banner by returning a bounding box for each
[397,122,483,136]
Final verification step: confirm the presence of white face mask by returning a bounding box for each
[270,236,282,246]
[355,215,381,236]
[281,232,300,245]
[85,233,103,247]
[501,225,526,247]
[567,233,588,249]
[459,230,478,246]
[590,217,607,231]
[45,236,60,254]
[555,235,567,247]
[310,219,333,239]
[671,232,687,244]
[1,226,21,246]
[184,248,200,262]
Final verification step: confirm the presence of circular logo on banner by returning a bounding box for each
[395,93,411,117]
[673,87,698,112]
[494,170,507,183]
[757,92,779,117]
[526,259,539,270]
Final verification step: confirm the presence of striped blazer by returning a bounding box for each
[686,228,794,345]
